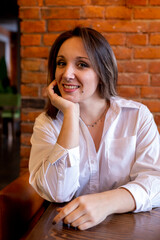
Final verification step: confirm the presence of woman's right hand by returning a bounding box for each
[47,80,80,149]
[47,80,79,116]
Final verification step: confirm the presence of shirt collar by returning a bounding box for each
[56,97,140,120]
[110,96,141,110]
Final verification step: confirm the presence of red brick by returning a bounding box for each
[18,0,43,6]
[21,59,47,72]
[104,33,126,45]
[117,86,140,98]
[149,0,160,5]
[21,71,47,84]
[150,34,160,45]
[43,33,59,46]
[134,48,160,59]
[126,0,147,6]
[82,6,104,18]
[126,34,147,46]
[21,34,41,46]
[21,85,39,97]
[48,20,91,32]
[19,7,40,19]
[46,0,90,5]
[118,61,147,73]
[21,123,34,133]
[21,46,49,58]
[41,7,80,19]
[134,8,160,19]
[21,21,46,33]
[48,20,77,32]
[148,22,160,32]
[141,87,160,98]
[118,73,149,85]
[41,86,48,98]
[21,110,42,122]
[92,20,148,33]
[112,47,132,60]
[20,146,31,158]
[141,100,160,112]
[92,0,125,5]
[21,134,32,146]
[151,75,160,86]
[155,114,160,126]
[105,6,132,19]
[149,62,160,73]
[117,62,124,73]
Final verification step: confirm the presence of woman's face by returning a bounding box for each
[55,37,101,105]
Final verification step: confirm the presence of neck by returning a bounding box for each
[80,99,109,126]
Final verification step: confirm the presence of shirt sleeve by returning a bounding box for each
[121,105,160,212]
[29,113,80,202]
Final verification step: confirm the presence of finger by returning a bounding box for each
[70,213,88,227]
[78,216,104,230]
[50,79,57,88]
[47,80,59,100]
[56,207,63,212]
[53,199,79,224]
[48,80,57,92]
[63,206,86,225]
[78,221,96,231]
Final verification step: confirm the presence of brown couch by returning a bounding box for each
[0,172,49,240]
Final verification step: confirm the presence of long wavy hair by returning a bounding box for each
[46,26,118,119]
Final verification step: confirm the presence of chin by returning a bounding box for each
[63,96,79,103]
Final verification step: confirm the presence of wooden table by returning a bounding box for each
[25,203,160,240]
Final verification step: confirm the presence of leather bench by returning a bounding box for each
[0,172,49,240]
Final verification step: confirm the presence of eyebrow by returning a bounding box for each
[57,55,89,60]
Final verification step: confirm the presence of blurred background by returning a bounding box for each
[0,0,160,190]
[0,0,20,189]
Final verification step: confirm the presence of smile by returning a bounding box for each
[63,84,80,89]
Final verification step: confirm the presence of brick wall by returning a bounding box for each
[18,0,160,172]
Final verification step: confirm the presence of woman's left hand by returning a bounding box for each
[52,192,111,230]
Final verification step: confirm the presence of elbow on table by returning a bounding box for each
[51,191,75,203]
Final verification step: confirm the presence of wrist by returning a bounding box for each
[63,103,80,118]
[108,189,136,214]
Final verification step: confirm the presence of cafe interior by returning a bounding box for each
[0,1,20,192]
[0,1,160,240]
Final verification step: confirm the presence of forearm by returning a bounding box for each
[57,107,79,149]
[104,188,136,215]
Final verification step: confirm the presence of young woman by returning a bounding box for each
[29,27,160,230]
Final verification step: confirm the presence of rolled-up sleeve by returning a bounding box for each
[29,113,80,202]
[121,105,160,212]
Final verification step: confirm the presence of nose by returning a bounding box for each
[63,64,75,81]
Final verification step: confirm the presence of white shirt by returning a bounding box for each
[29,97,160,212]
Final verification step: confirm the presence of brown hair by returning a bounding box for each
[46,26,118,119]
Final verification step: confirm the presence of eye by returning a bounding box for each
[77,62,89,69]
[56,60,66,67]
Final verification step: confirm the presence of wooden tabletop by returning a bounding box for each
[25,203,160,240]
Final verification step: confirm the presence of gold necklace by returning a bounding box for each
[85,106,107,128]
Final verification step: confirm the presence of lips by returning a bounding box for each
[63,84,79,89]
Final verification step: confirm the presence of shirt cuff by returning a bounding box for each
[48,143,80,167]
[121,183,152,212]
